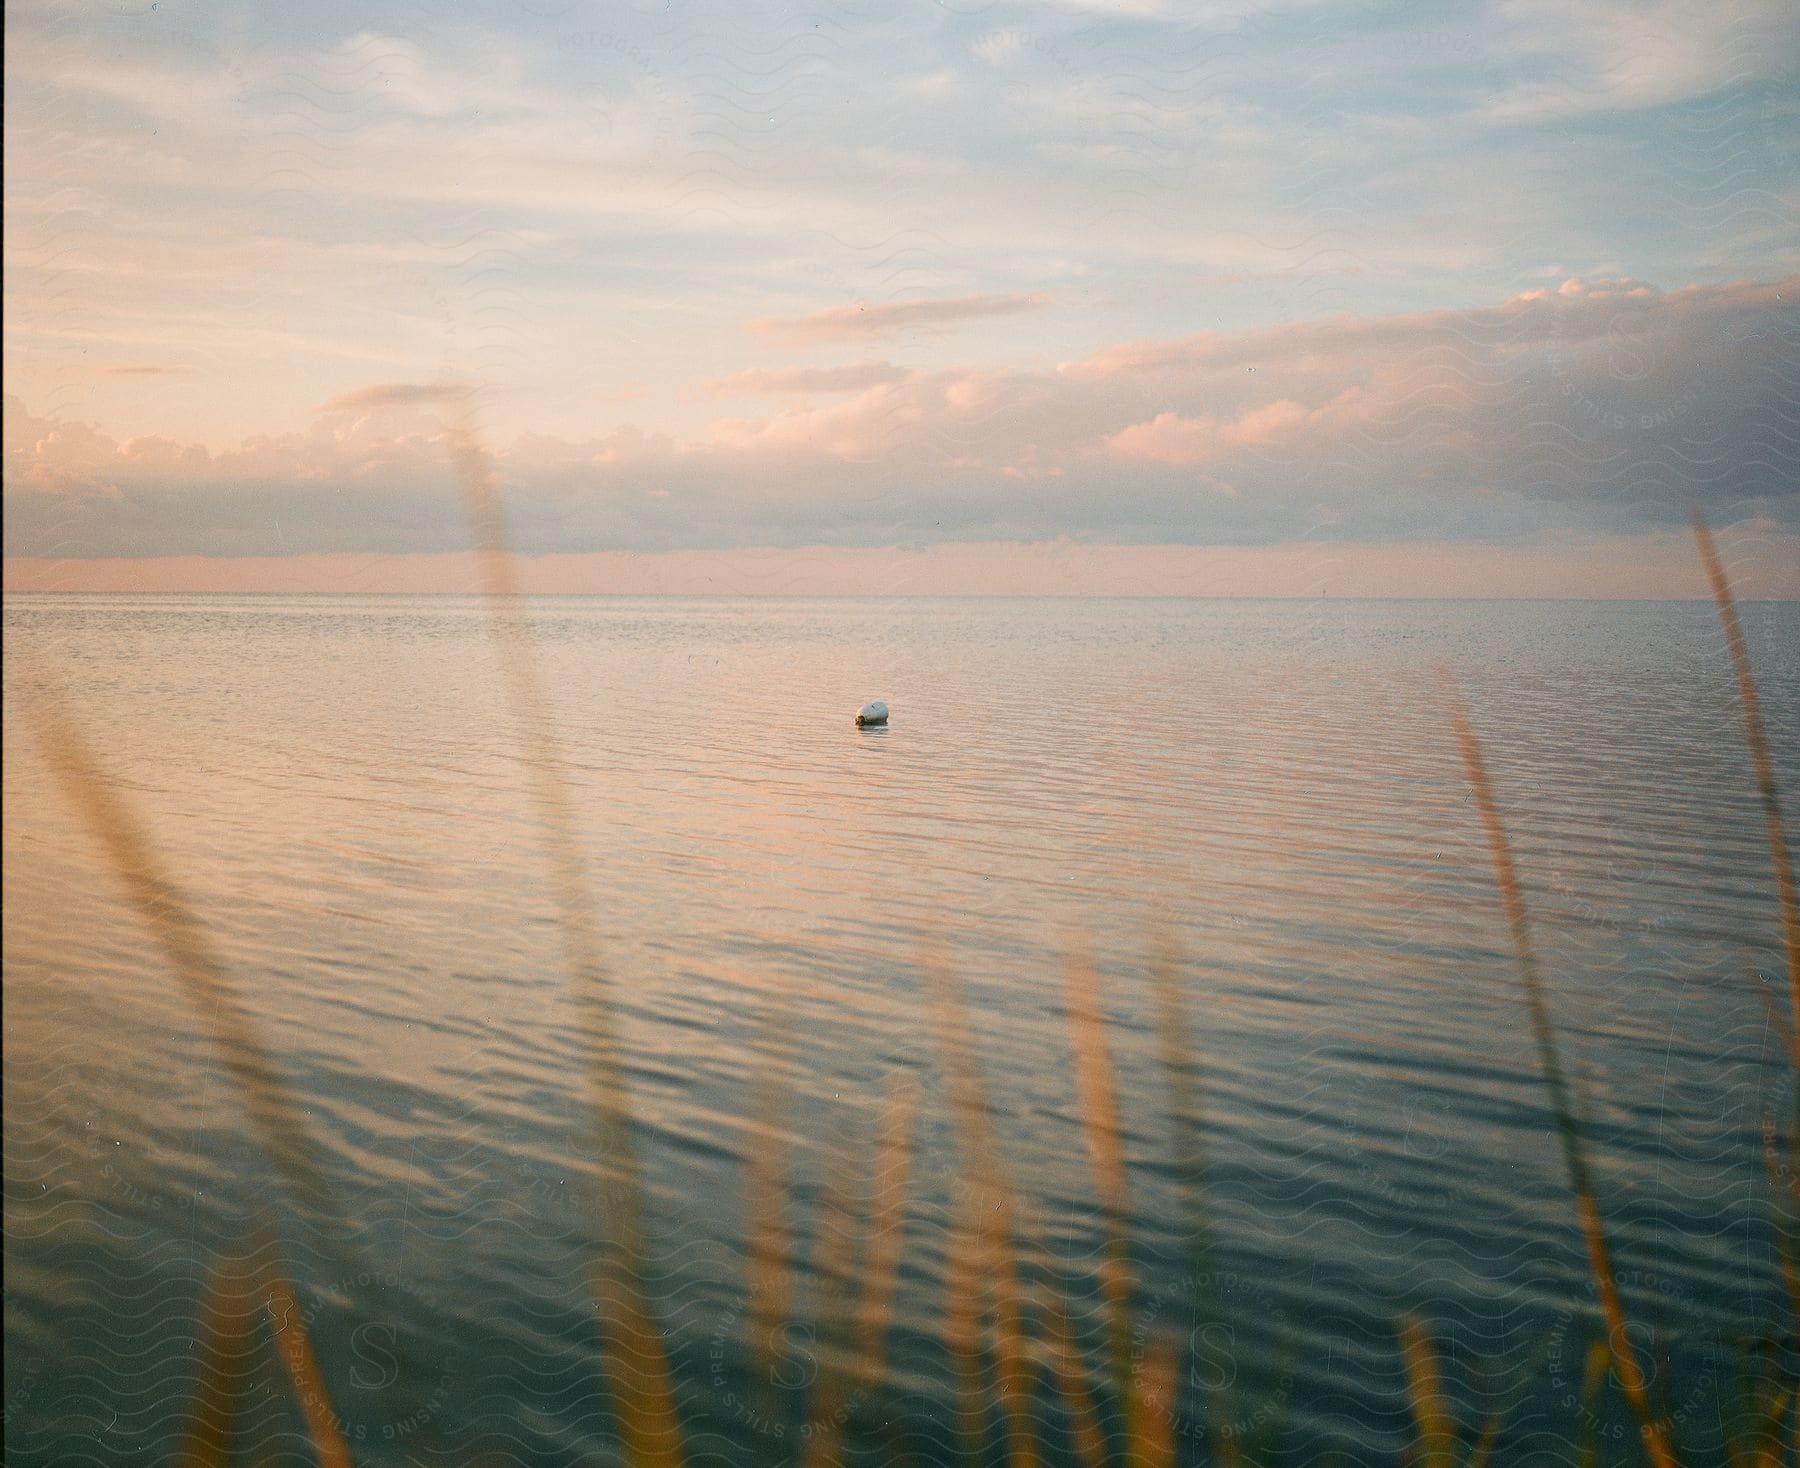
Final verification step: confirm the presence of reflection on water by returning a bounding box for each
[3,594,1796,1464]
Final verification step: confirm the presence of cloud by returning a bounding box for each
[6,275,1797,559]
[744,293,1050,346]
[316,382,462,413]
[1478,0,1800,124]
[972,31,1028,68]
[1060,275,1778,382]
[1108,400,1326,465]
[7,0,1793,495]
[702,362,912,396]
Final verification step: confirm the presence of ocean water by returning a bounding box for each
[3,593,1796,1466]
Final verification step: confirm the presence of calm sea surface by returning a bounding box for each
[4,594,1797,1465]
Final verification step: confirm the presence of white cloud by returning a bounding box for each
[6,275,1795,558]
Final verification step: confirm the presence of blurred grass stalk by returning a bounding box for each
[1691,512,1800,1057]
[1058,935,1144,1439]
[30,691,399,1465]
[930,940,1188,1468]
[177,1242,358,1468]
[29,695,347,1236]
[1445,679,1679,1468]
[1062,942,1184,1465]
[178,1255,255,1468]
[923,947,1040,1467]
[1692,512,1800,1465]
[33,450,1798,1468]
[1399,1318,1457,1468]
[265,1266,358,1468]
[743,999,796,1413]
[1065,943,1135,1403]
[1400,1319,1502,1468]
[446,403,684,1466]
[1147,928,1267,1468]
[800,1071,921,1468]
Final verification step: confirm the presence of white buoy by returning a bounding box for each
[856,700,888,727]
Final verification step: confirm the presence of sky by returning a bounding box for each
[4,0,1798,594]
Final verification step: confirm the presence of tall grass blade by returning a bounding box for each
[29,694,345,1234]
[1066,946,1130,1220]
[943,1196,994,1463]
[743,1004,796,1409]
[980,1183,1041,1468]
[1466,1414,1503,1468]
[444,406,683,1466]
[1719,1354,1795,1468]
[922,948,1039,1468]
[1033,1254,1112,1468]
[1445,681,1679,1468]
[852,1071,920,1383]
[1069,938,1210,1468]
[1746,1381,1792,1468]
[1149,926,1214,1259]
[1149,926,1267,1463]
[31,690,435,1455]
[1760,1130,1800,1339]
[1126,1329,1180,1468]
[1458,1332,1555,1468]
[1064,943,1135,1406]
[178,1256,256,1468]
[1576,1339,1611,1468]
[264,1265,357,1468]
[795,1133,865,1468]
[1695,519,1800,1449]
[1399,1318,1456,1468]
[801,1073,921,1468]
[1692,512,1800,1060]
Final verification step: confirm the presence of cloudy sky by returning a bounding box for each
[5,0,1798,593]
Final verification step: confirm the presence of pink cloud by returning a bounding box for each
[1107,411,1215,465]
[744,292,1049,346]
[6,273,1795,558]
[1062,276,1788,383]
[1108,395,1364,465]
[116,435,211,469]
[708,374,951,458]
[316,381,461,414]
[703,362,912,396]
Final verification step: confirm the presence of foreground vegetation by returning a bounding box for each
[28,469,1797,1464]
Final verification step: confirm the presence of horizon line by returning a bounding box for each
[7,589,1799,604]
[7,532,1798,601]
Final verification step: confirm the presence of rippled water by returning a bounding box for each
[4,594,1796,1465]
